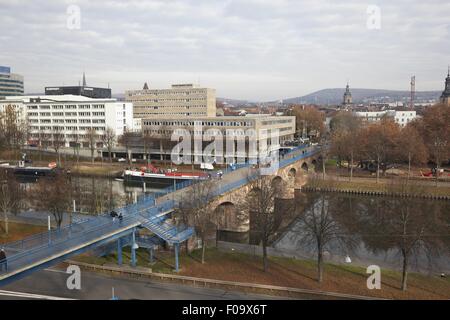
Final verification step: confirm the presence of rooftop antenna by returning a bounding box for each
[410,75,415,110]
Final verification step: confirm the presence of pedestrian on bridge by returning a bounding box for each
[110,210,118,223]
[0,248,7,272]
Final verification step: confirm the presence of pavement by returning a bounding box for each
[0,267,288,300]
[325,173,450,187]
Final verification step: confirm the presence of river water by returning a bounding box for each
[16,176,450,274]
[219,190,450,274]
[274,192,450,274]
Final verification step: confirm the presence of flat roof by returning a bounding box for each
[142,115,294,121]
[2,94,118,103]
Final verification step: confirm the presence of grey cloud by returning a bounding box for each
[0,0,448,101]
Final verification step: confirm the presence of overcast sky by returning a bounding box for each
[1,0,449,101]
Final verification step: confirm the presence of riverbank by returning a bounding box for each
[301,175,450,199]
[0,222,46,243]
[73,247,450,300]
[69,164,124,178]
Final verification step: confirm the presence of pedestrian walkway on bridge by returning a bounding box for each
[0,144,320,286]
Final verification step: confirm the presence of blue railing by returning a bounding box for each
[0,144,318,278]
[1,215,141,277]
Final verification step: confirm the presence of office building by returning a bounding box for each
[0,66,24,98]
[140,115,296,162]
[45,73,112,98]
[0,95,134,148]
[354,110,417,127]
[125,83,216,118]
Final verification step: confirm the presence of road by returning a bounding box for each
[0,268,287,300]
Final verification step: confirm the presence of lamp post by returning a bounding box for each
[47,215,51,245]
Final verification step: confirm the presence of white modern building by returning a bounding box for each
[353,110,417,127]
[0,95,134,148]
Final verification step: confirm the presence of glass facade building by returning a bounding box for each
[0,66,24,97]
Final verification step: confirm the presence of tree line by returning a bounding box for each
[288,103,449,181]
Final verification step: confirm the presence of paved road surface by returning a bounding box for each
[0,268,288,300]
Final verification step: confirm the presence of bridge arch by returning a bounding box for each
[271,176,284,194]
[287,167,296,184]
[301,162,308,172]
[215,201,240,231]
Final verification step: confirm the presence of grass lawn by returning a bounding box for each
[0,222,47,243]
[74,247,450,300]
[308,178,450,197]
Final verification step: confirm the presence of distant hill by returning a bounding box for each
[281,88,441,105]
[217,97,254,106]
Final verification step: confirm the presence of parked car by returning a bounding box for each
[200,163,214,170]
[118,158,126,162]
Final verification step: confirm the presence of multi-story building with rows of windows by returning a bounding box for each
[140,115,296,163]
[0,95,134,148]
[0,66,24,98]
[125,83,216,118]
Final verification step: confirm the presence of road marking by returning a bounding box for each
[0,290,75,300]
[44,268,67,274]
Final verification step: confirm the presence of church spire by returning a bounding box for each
[82,72,86,87]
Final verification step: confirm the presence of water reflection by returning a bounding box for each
[275,192,450,273]
[220,191,450,274]
[18,176,163,214]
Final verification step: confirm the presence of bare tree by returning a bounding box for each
[360,119,399,183]
[143,131,153,166]
[330,112,363,180]
[51,128,66,166]
[0,170,23,234]
[33,173,72,228]
[0,104,27,159]
[240,174,291,272]
[396,125,428,179]
[86,128,97,163]
[70,131,81,164]
[360,195,447,291]
[102,127,116,163]
[288,106,325,142]
[293,188,356,282]
[175,180,217,264]
[412,103,449,169]
[0,104,24,147]
[118,129,134,165]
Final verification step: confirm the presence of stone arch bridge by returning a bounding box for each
[210,154,319,233]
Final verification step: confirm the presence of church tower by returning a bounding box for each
[342,82,353,107]
[440,67,450,106]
